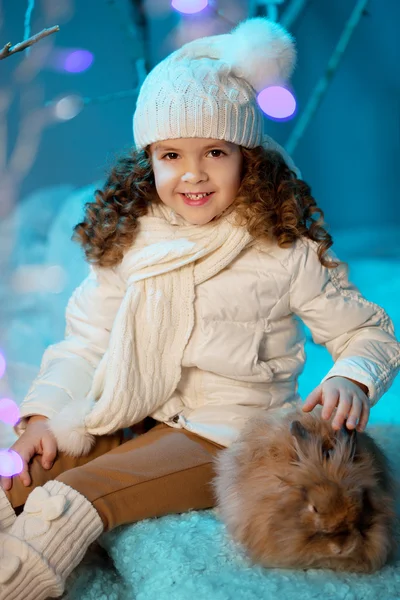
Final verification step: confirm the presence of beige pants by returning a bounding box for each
[5,418,224,532]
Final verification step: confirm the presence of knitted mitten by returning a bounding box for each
[0,481,104,600]
[0,488,16,530]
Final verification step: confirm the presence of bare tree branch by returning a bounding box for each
[129,0,150,80]
[45,85,141,111]
[107,0,138,44]
[285,0,369,154]
[23,0,36,56]
[209,7,236,27]
[0,25,60,61]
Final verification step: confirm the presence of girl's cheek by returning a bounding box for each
[153,166,171,187]
[158,163,178,180]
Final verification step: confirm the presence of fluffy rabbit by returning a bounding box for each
[212,405,396,572]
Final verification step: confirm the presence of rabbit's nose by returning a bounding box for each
[344,536,359,555]
[328,542,341,555]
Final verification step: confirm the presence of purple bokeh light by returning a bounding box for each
[171,0,208,14]
[0,450,23,478]
[0,397,20,426]
[64,50,94,73]
[257,86,297,121]
[0,352,5,379]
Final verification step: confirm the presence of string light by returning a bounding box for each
[53,95,85,121]
[0,352,5,379]
[0,398,21,477]
[0,450,23,478]
[47,48,94,74]
[171,0,209,15]
[64,49,94,73]
[257,86,297,121]
[0,398,20,426]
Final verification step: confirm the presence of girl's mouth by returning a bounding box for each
[180,192,214,206]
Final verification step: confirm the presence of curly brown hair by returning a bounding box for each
[73,145,338,269]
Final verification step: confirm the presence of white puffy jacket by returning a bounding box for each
[17,237,400,448]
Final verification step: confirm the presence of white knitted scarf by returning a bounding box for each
[51,202,253,455]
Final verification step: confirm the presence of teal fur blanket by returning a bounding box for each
[64,424,400,600]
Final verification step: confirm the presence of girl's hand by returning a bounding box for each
[0,416,58,492]
[302,376,370,432]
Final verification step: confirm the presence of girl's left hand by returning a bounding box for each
[302,376,370,432]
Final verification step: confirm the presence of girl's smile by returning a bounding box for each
[180,192,214,206]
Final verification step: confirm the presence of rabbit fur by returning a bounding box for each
[212,405,396,572]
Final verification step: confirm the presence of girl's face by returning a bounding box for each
[149,138,243,225]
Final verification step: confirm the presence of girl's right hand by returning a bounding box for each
[0,415,58,492]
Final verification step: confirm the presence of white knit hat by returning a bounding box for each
[133,17,296,151]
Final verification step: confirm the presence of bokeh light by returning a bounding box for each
[0,352,5,379]
[257,86,297,121]
[64,50,94,73]
[171,0,209,15]
[53,95,85,121]
[0,450,23,478]
[0,398,20,426]
[11,265,67,294]
[46,48,94,74]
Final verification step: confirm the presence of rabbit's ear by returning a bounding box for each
[290,420,310,456]
[336,426,357,461]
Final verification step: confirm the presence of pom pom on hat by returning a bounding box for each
[174,17,296,92]
[224,18,296,91]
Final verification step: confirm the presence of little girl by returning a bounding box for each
[1,17,399,600]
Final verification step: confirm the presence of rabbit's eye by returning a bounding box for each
[308,503,318,513]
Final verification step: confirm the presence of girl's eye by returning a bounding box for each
[162,149,226,160]
[208,149,225,157]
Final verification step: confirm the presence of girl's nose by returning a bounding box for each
[182,170,208,184]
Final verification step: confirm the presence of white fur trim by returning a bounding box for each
[47,399,95,457]
[223,18,296,91]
